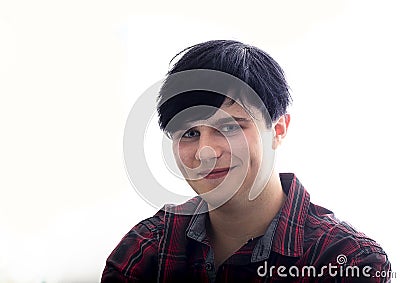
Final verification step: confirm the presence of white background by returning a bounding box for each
[0,0,399,282]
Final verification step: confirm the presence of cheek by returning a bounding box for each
[229,132,262,165]
[173,142,193,169]
[247,136,264,168]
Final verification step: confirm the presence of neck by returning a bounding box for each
[206,171,286,266]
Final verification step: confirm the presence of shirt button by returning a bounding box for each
[205,262,213,271]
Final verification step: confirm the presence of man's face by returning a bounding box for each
[171,100,275,206]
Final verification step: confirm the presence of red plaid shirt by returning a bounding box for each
[101,173,391,282]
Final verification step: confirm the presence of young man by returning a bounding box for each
[101,40,391,282]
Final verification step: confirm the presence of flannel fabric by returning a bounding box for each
[101,173,391,282]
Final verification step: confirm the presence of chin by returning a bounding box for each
[192,181,245,209]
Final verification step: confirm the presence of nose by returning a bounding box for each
[195,133,223,161]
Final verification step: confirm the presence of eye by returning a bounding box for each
[220,124,240,133]
[182,129,200,138]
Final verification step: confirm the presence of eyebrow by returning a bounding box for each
[181,116,252,129]
[212,116,252,125]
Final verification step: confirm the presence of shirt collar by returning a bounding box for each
[272,173,310,258]
[186,200,209,243]
[186,173,310,260]
[250,207,281,262]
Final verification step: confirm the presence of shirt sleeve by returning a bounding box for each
[342,251,392,283]
[304,219,392,283]
[101,215,163,283]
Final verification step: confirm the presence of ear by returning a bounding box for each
[272,114,290,150]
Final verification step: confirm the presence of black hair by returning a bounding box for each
[157,40,291,134]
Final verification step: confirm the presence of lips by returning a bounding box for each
[199,167,235,180]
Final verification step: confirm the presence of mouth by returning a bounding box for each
[199,166,236,180]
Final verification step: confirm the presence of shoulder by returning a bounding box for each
[304,202,391,281]
[101,197,203,282]
[306,202,384,255]
[101,210,165,282]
